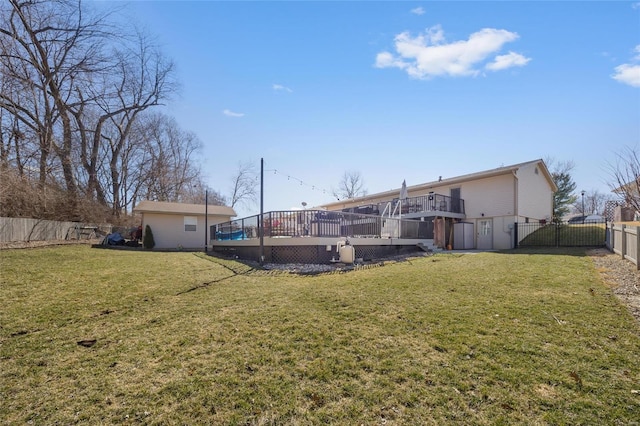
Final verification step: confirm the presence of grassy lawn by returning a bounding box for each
[1,246,639,424]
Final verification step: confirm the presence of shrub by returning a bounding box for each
[143,224,155,249]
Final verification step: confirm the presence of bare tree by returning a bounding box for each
[0,0,219,223]
[0,12,57,188]
[333,170,367,200]
[107,33,176,216]
[181,181,226,206]
[228,161,257,209]
[131,113,206,207]
[574,189,613,216]
[607,146,640,213]
[0,0,114,200]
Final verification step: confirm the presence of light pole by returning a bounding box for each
[204,189,208,253]
[581,190,585,222]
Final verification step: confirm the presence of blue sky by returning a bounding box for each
[121,1,639,217]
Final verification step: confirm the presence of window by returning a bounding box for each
[184,216,197,232]
[479,220,491,236]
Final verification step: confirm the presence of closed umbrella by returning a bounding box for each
[400,179,408,200]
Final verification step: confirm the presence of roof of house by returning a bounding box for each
[319,159,557,209]
[133,200,236,217]
[612,177,640,195]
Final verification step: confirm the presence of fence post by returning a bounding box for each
[620,225,626,260]
[636,226,640,270]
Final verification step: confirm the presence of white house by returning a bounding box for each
[133,201,236,250]
[319,159,557,250]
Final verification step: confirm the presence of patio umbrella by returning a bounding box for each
[400,180,408,200]
[398,180,408,226]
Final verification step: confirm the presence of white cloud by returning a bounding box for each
[375,51,408,70]
[410,7,425,15]
[223,109,244,117]
[375,25,529,79]
[273,84,293,93]
[486,51,531,71]
[612,64,640,87]
[612,45,640,88]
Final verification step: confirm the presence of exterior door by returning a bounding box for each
[450,188,461,213]
[477,219,493,250]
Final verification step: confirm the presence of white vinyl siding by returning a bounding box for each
[141,213,231,249]
[516,162,554,221]
[459,174,515,218]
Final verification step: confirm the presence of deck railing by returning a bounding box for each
[213,210,431,241]
[341,193,465,216]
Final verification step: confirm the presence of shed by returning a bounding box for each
[133,200,236,250]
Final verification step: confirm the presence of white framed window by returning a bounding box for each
[184,216,197,232]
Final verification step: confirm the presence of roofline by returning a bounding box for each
[133,209,235,216]
[133,201,236,216]
[319,159,557,208]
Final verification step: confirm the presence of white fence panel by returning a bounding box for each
[606,223,639,270]
[0,217,111,243]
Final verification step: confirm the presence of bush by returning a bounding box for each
[143,224,155,249]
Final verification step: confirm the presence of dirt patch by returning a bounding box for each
[588,248,640,324]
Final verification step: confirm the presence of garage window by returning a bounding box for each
[184,216,197,232]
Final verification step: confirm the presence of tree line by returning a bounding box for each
[0,0,236,223]
[1,1,636,224]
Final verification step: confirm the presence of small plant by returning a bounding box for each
[143,224,155,249]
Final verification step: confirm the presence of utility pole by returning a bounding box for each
[259,158,264,265]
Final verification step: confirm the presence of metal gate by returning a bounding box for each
[516,220,607,248]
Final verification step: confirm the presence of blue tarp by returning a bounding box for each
[105,232,125,245]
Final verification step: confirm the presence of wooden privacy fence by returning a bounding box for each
[606,223,640,270]
[0,217,111,243]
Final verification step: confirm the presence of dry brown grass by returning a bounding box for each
[1,246,639,424]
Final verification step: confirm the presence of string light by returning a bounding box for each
[263,164,337,200]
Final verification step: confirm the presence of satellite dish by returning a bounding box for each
[301,201,307,207]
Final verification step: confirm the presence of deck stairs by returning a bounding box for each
[417,241,442,253]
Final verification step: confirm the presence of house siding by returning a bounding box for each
[319,160,554,251]
[328,174,515,217]
[142,213,229,250]
[459,174,515,219]
[462,174,517,250]
[491,215,517,250]
[516,162,554,221]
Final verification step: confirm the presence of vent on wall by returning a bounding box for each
[535,167,539,175]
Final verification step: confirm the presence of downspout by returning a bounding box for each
[512,170,519,219]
